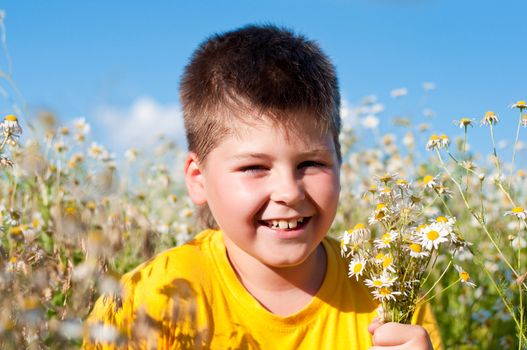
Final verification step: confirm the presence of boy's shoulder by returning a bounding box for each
[120,229,219,295]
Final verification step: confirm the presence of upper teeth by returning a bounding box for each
[269,218,304,229]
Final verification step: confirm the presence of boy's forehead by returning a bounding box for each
[223,109,328,137]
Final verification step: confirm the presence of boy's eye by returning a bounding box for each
[239,165,267,173]
[299,160,325,168]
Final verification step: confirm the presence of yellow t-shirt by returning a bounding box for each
[84,229,443,349]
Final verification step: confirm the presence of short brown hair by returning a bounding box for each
[180,24,341,228]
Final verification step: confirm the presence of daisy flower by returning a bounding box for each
[348,223,370,243]
[407,242,429,258]
[511,236,527,249]
[0,157,14,168]
[480,111,499,125]
[395,178,410,190]
[422,175,438,189]
[369,203,389,224]
[53,141,68,154]
[30,212,45,231]
[73,117,91,135]
[390,87,408,98]
[511,100,527,110]
[418,223,449,250]
[504,206,527,220]
[433,216,460,243]
[374,230,398,249]
[434,184,453,197]
[374,252,386,264]
[434,215,455,228]
[425,134,440,150]
[340,237,351,257]
[9,225,25,242]
[362,115,380,129]
[1,114,22,135]
[454,265,476,288]
[365,272,397,289]
[125,148,139,162]
[88,142,110,161]
[348,256,367,281]
[377,172,398,184]
[378,187,393,199]
[438,134,450,148]
[372,286,402,301]
[453,118,475,128]
[381,254,396,273]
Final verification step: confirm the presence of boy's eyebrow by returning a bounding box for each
[231,148,334,160]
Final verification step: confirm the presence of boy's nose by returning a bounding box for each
[270,172,306,205]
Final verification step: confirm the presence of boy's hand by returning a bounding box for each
[368,317,433,350]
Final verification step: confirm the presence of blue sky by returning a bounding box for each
[1,0,526,158]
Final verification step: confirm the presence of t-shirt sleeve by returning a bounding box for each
[412,302,444,350]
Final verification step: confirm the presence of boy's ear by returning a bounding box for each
[184,152,207,205]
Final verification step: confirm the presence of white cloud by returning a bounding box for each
[93,96,186,154]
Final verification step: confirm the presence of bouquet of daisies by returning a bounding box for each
[340,173,473,324]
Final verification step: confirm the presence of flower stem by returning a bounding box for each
[435,148,527,288]
[509,109,523,189]
[418,260,452,304]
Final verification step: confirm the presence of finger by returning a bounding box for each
[368,317,383,335]
[372,323,428,346]
[370,346,405,350]
[369,346,405,350]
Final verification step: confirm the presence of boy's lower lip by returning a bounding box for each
[258,217,311,239]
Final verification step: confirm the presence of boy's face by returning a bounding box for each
[187,112,340,268]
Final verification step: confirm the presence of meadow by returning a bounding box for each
[0,27,526,350]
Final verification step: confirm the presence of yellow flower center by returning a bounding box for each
[439,134,448,140]
[382,255,393,268]
[9,257,17,263]
[459,271,470,282]
[380,287,390,296]
[376,203,386,211]
[353,223,366,230]
[485,111,496,118]
[423,175,434,185]
[375,252,385,261]
[409,243,422,252]
[379,174,392,182]
[32,218,40,228]
[9,226,23,235]
[460,118,472,125]
[381,233,392,244]
[373,280,383,287]
[375,211,386,220]
[396,179,407,185]
[516,101,526,107]
[512,207,525,213]
[353,263,363,274]
[436,216,448,223]
[429,134,439,141]
[427,230,439,241]
[65,207,76,216]
[4,114,17,121]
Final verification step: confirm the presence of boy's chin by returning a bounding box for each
[257,246,319,269]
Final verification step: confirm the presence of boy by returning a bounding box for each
[84,25,442,349]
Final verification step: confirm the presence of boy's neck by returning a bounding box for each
[223,238,327,316]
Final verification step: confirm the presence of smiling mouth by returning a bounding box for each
[258,217,310,230]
